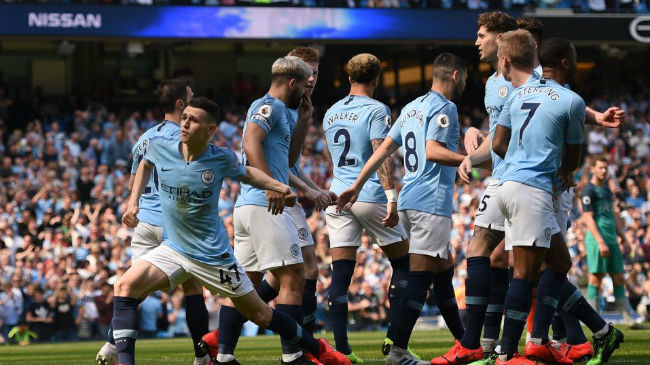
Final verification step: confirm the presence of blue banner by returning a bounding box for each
[0,4,486,40]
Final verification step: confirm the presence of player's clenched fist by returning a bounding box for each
[122,201,140,228]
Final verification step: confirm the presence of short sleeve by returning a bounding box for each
[369,105,391,140]
[496,97,512,129]
[131,140,145,174]
[143,137,159,166]
[566,96,586,145]
[247,102,278,135]
[223,149,247,179]
[387,113,403,146]
[580,185,596,212]
[426,103,457,144]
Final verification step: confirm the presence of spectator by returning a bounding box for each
[167,295,189,338]
[139,293,163,339]
[25,287,53,342]
[48,281,78,341]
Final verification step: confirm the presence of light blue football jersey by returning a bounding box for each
[324,95,391,203]
[485,72,514,180]
[235,95,292,208]
[387,91,460,218]
[130,121,180,227]
[485,66,542,180]
[498,77,585,194]
[145,135,246,266]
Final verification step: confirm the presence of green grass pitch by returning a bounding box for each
[2,329,649,364]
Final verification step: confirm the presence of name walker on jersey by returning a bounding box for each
[326,111,359,125]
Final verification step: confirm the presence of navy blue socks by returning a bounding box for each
[461,257,491,349]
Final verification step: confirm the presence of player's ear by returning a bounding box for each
[288,78,296,90]
[561,58,570,71]
[451,70,459,83]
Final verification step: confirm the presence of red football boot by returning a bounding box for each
[199,330,219,361]
[430,340,484,364]
[316,339,352,365]
[560,342,594,362]
[524,341,573,364]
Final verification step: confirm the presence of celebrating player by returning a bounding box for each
[490,31,623,365]
[323,53,409,364]
[336,52,469,365]
[96,79,212,365]
[114,97,349,365]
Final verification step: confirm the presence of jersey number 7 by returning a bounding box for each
[519,102,541,146]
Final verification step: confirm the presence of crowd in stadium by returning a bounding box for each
[0,66,648,346]
[2,0,648,13]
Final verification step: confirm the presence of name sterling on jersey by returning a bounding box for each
[516,86,561,100]
[326,111,359,125]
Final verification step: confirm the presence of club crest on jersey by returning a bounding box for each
[298,228,308,240]
[498,85,509,98]
[290,243,300,257]
[384,115,391,128]
[437,114,450,128]
[259,105,272,119]
[582,196,591,205]
[201,169,215,185]
[544,227,552,240]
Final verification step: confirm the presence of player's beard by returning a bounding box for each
[287,88,302,109]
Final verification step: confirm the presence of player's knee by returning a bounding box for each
[248,306,272,328]
[490,250,509,269]
[114,276,134,297]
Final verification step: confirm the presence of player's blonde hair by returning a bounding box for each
[271,56,312,82]
[346,53,381,84]
[497,30,536,70]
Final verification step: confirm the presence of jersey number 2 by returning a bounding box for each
[519,102,541,146]
[334,129,356,167]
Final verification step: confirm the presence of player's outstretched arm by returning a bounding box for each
[458,135,494,183]
[463,126,487,154]
[491,125,511,159]
[122,159,153,228]
[240,166,296,215]
[585,106,625,128]
[336,137,399,212]
[243,123,288,215]
[426,140,465,167]
[289,171,335,211]
[372,138,398,228]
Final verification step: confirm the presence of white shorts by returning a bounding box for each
[399,210,452,259]
[131,222,163,261]
[497,181,561,251]
[142,244,254,297]
[554,188,574,239]
[286,205,314,248]
[325,202,407,248]
[233,205,303,272]
[474,179,505,232]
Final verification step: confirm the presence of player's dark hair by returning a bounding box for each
[159,79,189,113]
[477,11,517,34]
[433,53,468,81]
[591,154,609,166]
[189,97,221,124]
[539,37,575,69]
[517,17,544,45]
[346,53,381,84]
[288,47,320,63]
